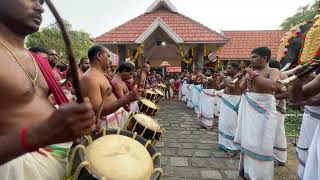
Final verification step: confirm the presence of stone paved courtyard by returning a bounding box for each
[154,99,298,180]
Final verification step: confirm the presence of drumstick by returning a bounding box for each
[137,69,145,89]
[95,86,112,123]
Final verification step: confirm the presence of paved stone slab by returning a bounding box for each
[155,100,296,180]
[195,150,212,157]
[181,143,195,149]
[166,167,201,178]
[177,149,194,157]
[224,170,240,179]
[170,157,189,167]
[190,158,210,168]
[201,170,222,179]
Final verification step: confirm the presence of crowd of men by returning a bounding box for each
[178,46,320,179]
[0,0,320,180]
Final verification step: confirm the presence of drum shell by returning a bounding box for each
[71,129,162,180]
[125,113,162,145]
[145,91,156,101]
[138,100,159,117]
[154,89,164,104]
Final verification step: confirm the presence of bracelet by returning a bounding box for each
[20,128,37,152]
[249,71,259,81]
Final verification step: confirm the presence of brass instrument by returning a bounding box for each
[57,59,70,68]
[277,61,320,92]
[230,63,253,85]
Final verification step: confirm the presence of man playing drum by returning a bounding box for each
[112,62,135,98]
[235,47,281,180]
[80,45,143,129]
[0,0,96,179]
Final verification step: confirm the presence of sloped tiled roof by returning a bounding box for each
[95,9,227,44]
[217,30,286,60]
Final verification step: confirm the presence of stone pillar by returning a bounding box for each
[118,44,126,64]
[195,44,204,69]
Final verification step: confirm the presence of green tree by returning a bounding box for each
[280,1,318,30]
[25,20,93,64]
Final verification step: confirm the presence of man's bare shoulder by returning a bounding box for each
[81,70,110,87]
[269,67,280,73]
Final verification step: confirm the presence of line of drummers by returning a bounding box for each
[65,59,169,180]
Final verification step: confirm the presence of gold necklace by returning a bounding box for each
[0,40,38,86]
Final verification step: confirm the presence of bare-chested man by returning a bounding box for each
[217,63,242,156]
[268,60,288,166]
[112,62,135,99]
[79,57,91,74]
[0,0,95,179]
[47,48,63,81]
[81,45,142,129]
[234,47,281,180]
[140,63,151,89]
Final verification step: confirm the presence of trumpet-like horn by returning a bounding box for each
[276,61,319,92]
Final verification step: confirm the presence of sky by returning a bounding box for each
[41,0,315,38]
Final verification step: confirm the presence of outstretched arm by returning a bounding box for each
[250,68,280,92]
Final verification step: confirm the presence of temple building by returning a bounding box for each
[95,0,285,72]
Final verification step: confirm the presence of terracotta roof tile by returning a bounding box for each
[95,9,227,43]
[216,30,286,60]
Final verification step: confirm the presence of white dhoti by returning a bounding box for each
[235,92,277,180]
[101,107,130,129]
[192,84,202,115]
[181,81,188,102]
[0,142,72,180]
[199,89,215,129]
[273,100,287,164]
[130,101,140,112]
[186,84,194,108]
[218,94,241,152]
[297,106,320,179]
[178,84,182,100]
[214,90,224,117]
[303,123,320,180]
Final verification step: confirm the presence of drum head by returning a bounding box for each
[140,99,158,109]
[134,113,161,132]
[154,89,164,96]
[146,89,156,95]
[86,135,153,180]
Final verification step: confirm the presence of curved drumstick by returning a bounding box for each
[44,0,83,103]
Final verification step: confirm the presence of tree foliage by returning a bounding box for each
[280,1,318,30]
[26,20,93,64]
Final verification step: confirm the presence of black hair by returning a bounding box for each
[269,60,281,70]
[116,62,135,73]
[79,57,89,65]
[87,45,105,62]
[251,47,271,62]
[229,62,240,70]
[28,47,49,54]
